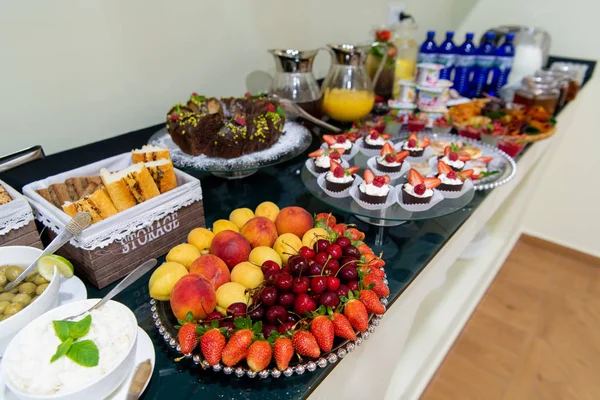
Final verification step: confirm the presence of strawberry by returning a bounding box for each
[443,146,451,157]
[363,274,390,297]
[421,136,431,147]
[235,116,246,126]
[369,130,380,140]
[336,135,347,144]
[359,289,385,314]
[357,243,373,255]
[458,169,474,180]
[437,160,453,175]
[308,148,325,158]
[221,317,260,367]
[265,103,276,113]
[323,135,337,146]
[347,165,360,176]
[458,154,470,162]
[361,267,385,279]
[423,177,441,189]
[199,326,227,366]
[381,133,392,140]
[408,133,418,143]
[342,292,369,332]
[329,159,342,173]
[346,227,365,242]
[344,132,360,142]
[178,322,198,354]
[246,340,272,372]
[362,252,386,268]
[395,150,410,163]
[331,312,356,341]
[274,337,294,370]
[332,223,347,237]
[330,148,346,156]
[364,169,375,184]
[477,156,493,164]
[408,168,425,186]
[310,314,334,352]
[315,213,336,228]
[380,142,395,156]
[292,330,321,358]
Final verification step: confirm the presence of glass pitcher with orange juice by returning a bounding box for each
[321,43,388,122]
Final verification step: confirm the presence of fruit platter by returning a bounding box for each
[148,202,389,378]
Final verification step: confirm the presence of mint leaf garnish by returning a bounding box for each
[66,340,99,368]
[69,315,92,339]
[53,320,72,342]
[50,337,73,363]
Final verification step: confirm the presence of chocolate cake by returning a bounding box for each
[166,94,285,159]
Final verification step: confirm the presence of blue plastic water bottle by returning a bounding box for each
[437,31,456,80]
[453,33,477,96]
[418,31,438,64]
[470,32,496,98]
[488,33,515,97]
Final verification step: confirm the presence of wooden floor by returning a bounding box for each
[421,237,600,400]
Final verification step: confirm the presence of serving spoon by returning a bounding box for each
[3,212,92,292]
[269,95,342,134]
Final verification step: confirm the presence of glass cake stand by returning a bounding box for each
[148,122,313,179]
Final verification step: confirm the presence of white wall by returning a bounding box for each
[0,0,468,156]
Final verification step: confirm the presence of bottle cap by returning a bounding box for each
[427,30,435,37]
[466,32,474,39]
[506,32,515,40]
[446,31,455,38]
[485,31,496,39]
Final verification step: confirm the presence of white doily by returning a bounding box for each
[22,153,203,250]
[0,179,35,236]
[149,122,312,170]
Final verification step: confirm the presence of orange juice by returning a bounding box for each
[322,88,375,122]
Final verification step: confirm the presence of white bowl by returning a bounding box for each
[0,246,60,356]
[1,299,138,400]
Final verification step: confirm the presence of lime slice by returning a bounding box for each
[37,255,74,280]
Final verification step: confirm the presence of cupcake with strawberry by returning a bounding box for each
[401,133,431,157]
[323,134,354,152]
[308,147,346,174]
[437,160,474,192]
[363,129,393,150]
[358,170,391,204]
[324,160,360,192]
[402,169,441,205]
[375,143,409,173]
[438,145,470,172]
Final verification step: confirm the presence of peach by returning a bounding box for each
[255,201,280,222]
[275,206,313,238]
[210,230,251,270]
[240,217,278,248]
[170,274,216,320]
[189,254,231,290]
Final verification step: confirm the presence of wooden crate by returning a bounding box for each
[0,221,43,249]
[44,200,205,288]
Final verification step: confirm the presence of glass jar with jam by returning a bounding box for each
[535,70,569,109]
[550,64,580,101]
[513,76,560,115]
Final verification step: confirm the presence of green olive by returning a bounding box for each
[0,300,9,314]
[18,282,36,296]
[0,266,8,274]
[0,272,6,287]
[9,287,18,294]
[5,266,23,282]
[35,283,49,296]
[25,273,38,283]
[34,275,49,285]
[4,303,23,316]
[0,292,15,302]
[12,293,31,306]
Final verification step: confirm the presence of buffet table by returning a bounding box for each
[0,63,593,400]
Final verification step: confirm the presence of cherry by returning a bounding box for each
[447,170,458,179]
[261,287,279,306]
[262,323,277,338]
[288,256,308,277]
[327,276,341,291]
[278,292,295,309]
[407,138,417,147]
[274,273,293,291]
[227,302,247,318]
[414,183,426,195]
[292,276,310,294]
[341,259,359,270]
[449,151,459,161]
[205,311,223,322]
[309,292,322,302]
[249,305,265,321]
[314,251,329,265]
[294,293,317,316]
[219,320,234,336]
[261,260,281,274]
[320,292,340,308]
[278,321,295,334]
[287,313,299,323]
[339,265,358,282]
[347,280,359,292]
[263,269,280,285]
[315,239,330,253]
[308,262,323,276]
[336,135,346,144]
[266,305,287,324]
[311,276,328,294]
[281,265,290,274]
[335,237,351,248]
[327,244,343,259]
[336,284,350,298]
[324,259,340,275]
[333,166,345,178]
[342,246,361,258]
[299,246,316,259]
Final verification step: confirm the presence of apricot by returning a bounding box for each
[187,228,214,254]
[213,219,239,234]
[273,233,303,265]
[255,201,280,222]
[189,254,231,290]
[302,228,329,248]
[240,217,278,248]
[166,244,201,269]
[210,230,251,270]
[170,274,216,320]
[248,246,282,267]
[229,208,255,229]
[275,206,313,238]
[231,262,264,289]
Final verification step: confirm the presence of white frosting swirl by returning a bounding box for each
[377,157,402,167]
[438,174,463,185]
[365,136,387,146]
[330,140,352,150]
[315,155,331,168]
[402,141,423,151]
[403,183,433,198]
[359,181,390,196]
[440,156,465,169]
[326,171,354,183]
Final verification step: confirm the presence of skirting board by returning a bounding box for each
[520,232,600,267]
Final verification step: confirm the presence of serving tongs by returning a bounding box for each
[0,145,45,173]
[3,212,92,292]
[269,95,341,134]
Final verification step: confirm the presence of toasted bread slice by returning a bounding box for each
[49,183,75,206]
[101,164,160,211]
[144,159,177,193]
[131,145,171,164]
[62,188,118,224]
[36,188,55,206]
[0,185,11,205]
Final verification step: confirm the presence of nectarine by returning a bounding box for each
[189,254,231,290]
[240,217,278,248]
[210,230,251,270]
[170,274,216,320]
[275,206,313,238]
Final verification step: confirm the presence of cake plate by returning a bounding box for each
[148,122,312,179]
